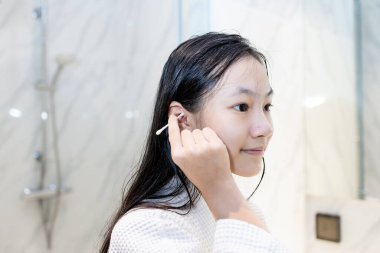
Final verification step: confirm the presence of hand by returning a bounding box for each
[167,114,267,230]
[167,114,233,194]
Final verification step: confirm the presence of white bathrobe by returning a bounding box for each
[108,178,292,253]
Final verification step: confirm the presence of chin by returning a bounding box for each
[231,162,263,177]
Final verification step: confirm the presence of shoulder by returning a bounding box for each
[113,207,192,235]
[108,207,196,252]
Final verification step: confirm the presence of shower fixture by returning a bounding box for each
[21,0,75,249]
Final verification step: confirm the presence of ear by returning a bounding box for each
[168,101,192,130]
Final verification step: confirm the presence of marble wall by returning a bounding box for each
[303,0,358,199]
[0,0,178,252]
[302,0,380,251]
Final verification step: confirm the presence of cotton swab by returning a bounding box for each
[156,112,184,135]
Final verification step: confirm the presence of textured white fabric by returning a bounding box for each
[108,179,292,253]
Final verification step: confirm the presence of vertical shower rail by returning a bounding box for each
[22,0,73,249]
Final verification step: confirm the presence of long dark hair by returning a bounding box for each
[99,32,268,252]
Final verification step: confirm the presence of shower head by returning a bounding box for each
[55,54,76,66]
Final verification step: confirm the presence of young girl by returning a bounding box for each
[100,32,292,253]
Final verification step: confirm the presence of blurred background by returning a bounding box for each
[0,0,379,252]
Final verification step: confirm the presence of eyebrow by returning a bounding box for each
[230,86,274,98]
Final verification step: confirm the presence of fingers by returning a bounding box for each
[168,115,182,151]
[167,114,222,150]
[202,127,224,145]
[192,129,208,145]
[181,129,196,147]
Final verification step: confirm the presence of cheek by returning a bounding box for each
[222,130,243,154]
[214,125,254,175]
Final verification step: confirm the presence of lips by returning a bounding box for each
[241,147,265,156]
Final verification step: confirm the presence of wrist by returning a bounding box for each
[201,179,245,218]
[201,179,268,231]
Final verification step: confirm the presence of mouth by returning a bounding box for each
[241,147,265,156]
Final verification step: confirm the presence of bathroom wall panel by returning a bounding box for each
[0,0,178,252]
[304,0,358,199]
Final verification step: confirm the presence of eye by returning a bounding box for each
[264,103,273,112]
[233,103,249,112]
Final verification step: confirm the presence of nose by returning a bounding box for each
[249,111,273,138]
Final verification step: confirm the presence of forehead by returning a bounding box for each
[214,57,271,98]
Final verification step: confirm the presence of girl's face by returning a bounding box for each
[196,56,273,177]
